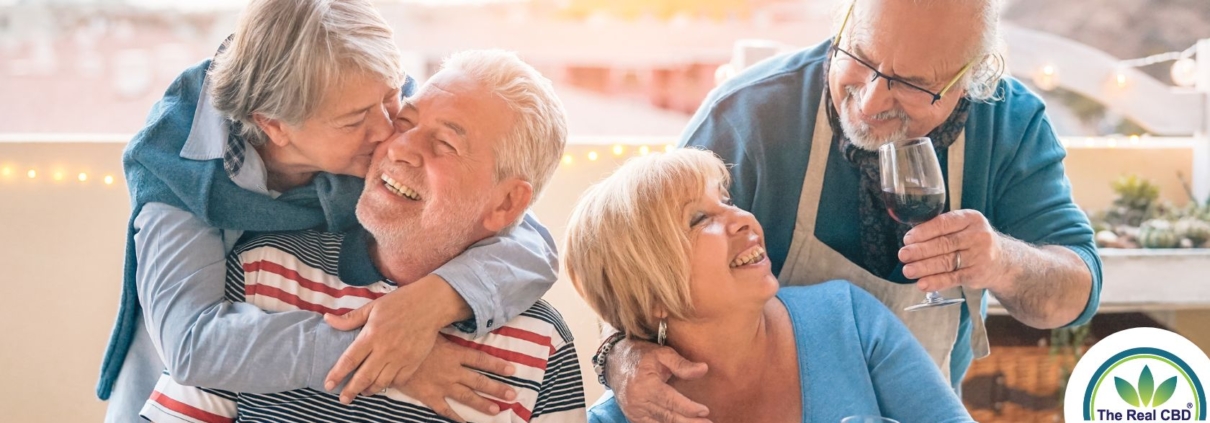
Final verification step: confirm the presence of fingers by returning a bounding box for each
[341,353,389,404]
[654,384,711,419]
[463,347,516,377]
[899,230,974,264]
[918,267,978,292]
[450,384,503,416]
[903,209,980,244]
[903,250,965,280]
[421,394,465,423]
[324,302,374,331]
[325,339,372,392]
[460,369,516,402]
[653,347,709,381]
[362,360,404,397]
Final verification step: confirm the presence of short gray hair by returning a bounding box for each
[440,50,568,211]
[209,0,406,146]
[835,0,1006,102]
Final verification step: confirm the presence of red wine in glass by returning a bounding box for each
[882,187,946,226]
[879,137,965,311]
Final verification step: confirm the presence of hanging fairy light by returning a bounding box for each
[588,151,599,161]
[78,173,88,182]
[612,145,625,156]
[1032,64,1059,91]
[664,145,675,153]
[639,145,650,156]
[1113,68,1129,90]
[1171,58,1198,88]
[562,154,573,166]
[53,171,65,181]
[1,167,11,177]
[104,175,115,185]
[27,170,36,179]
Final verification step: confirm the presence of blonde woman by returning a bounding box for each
[564,149,973,423]
[100,1,560,421]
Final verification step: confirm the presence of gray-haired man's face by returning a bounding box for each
[355,69,514,272]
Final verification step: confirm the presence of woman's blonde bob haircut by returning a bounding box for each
[209,0,406,146]
[564,148,731,340]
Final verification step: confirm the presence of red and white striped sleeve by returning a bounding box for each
[140,373,237,423]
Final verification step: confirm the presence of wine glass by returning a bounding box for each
[841,416,899,423]
[879,137,965,311]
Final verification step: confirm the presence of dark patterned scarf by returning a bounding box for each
[821,59,972,278]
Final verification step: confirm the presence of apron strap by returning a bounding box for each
[778,101,833,280]
[949,133,992,360]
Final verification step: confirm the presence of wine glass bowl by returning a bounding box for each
[878,137,965,311]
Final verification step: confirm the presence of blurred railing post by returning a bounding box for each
[1195,38,1210,204]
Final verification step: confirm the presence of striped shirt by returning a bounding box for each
[140,230,586,423]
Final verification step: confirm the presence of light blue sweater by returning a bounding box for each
[588,282,974,423]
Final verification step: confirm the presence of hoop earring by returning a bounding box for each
[657,319,667,346]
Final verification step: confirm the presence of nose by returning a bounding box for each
[725,207,758,237]
[857,76,897,119]
[384,129,423,168]
[366,102,395,145]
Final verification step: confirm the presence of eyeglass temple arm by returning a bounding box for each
[834,1,856,47]
[939,59,977,98]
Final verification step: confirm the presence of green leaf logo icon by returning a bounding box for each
[1116,365,1180,408]
[1117,376,1141,407]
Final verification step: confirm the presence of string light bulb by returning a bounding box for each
[1033,64,1059,91]
[562,154,573,165]
[104,175,115,185]
[78,173,88,182]
[612,145,624,156]
[1,167,11,177]
[1114,70,1128,89]
[664,145,674,153]
[53,172,64,181]
[27,170,36,179]
[639,145,650,156]
[588,151,599,161]
[1130,135,1141,144]
[1171,58,1198,88]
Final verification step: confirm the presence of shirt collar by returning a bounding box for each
[338,226,391,287]
[179,77,229,162]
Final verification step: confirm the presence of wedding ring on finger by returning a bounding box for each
[953,251,963,272]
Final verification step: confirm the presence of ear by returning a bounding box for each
[252,113,293,147]
[482,178,534,232]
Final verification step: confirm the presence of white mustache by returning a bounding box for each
[844,85,911,123]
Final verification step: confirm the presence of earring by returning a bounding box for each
[657,319,667,346]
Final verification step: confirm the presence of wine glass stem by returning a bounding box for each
[925,291,943,303]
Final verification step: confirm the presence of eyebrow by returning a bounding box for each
[852,44,934,86]
[336,104,374,120]
[439,119,468,139]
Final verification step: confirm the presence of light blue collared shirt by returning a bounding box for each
[104,79,559,422]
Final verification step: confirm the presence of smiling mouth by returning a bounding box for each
[381,173,421,201]
[729,246,767,268]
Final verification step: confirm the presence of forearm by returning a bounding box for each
[136,203,356,392]
[991,239,1093,329]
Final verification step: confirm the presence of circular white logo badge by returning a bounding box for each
[1065,328,1210,422]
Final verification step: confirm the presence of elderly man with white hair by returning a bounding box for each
[140,50,586,423]
[597,0,1103,421]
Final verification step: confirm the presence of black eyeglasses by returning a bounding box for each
[831,1,974,106]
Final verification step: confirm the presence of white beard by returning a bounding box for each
[838,85,912,151]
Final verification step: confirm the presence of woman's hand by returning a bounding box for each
[323,275,473,404]
[397,336,518,422]
[608,338,713,423]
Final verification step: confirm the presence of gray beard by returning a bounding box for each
[362,195,485,283]
[838,85,912,151]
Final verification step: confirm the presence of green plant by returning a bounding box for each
[1053,324,1092,405]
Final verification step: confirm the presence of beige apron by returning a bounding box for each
[776,99,990,380]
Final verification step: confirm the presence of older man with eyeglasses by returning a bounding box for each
[594,0,1102,421]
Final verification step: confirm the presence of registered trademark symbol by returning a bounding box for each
[1189,402,1194,409]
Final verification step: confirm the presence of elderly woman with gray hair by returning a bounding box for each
[99,0,560,421]
[565,149,974,423]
